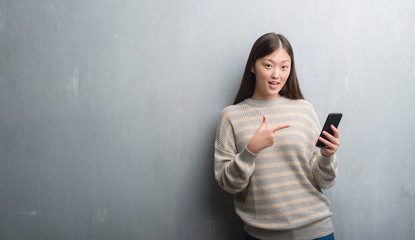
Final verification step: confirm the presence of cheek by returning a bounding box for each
[255,71,268,82]
[259,72,269,80]
[283,72,291,81]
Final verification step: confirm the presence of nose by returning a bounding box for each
[271,68,280,79]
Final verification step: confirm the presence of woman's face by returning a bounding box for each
[251,47,291,101]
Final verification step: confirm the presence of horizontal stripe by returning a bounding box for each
[240,194,327,210]
[254,179,310,191]
[255,155,314,168]
[244,186,317,201]
[235,120,317,138]
[255,155,309,169]
[251,168,312,181]
[221,102,315,122]
[232,112,319,133]
[236,130,316,149]
[259,150,311,160]
[237,201,327,220]
[239,208,331,229]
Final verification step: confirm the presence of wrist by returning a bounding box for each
[246,143,260,154]
[321,152,331,157]
[320,149,332,158]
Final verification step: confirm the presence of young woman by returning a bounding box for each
[214,33,340,240]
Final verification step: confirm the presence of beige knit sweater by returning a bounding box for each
[214,97,337,240]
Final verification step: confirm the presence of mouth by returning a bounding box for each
[268,81,280,89]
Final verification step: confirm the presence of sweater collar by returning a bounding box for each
[244,97,289,107]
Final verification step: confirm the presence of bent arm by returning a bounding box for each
[214,145,257,194]
[308,105,338,190]
[213,110,257,194]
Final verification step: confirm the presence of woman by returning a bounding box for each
[214,33,340,240]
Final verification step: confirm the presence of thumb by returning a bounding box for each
[260,115,268,128]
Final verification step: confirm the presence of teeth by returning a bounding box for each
[269,82,279,85]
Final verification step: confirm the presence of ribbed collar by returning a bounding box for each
[244,97,289,107]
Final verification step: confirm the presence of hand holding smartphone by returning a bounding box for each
[316,113,342,147]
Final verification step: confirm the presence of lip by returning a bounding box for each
[268,81,280,90]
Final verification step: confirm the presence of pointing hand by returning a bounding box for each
[247,116,290,154]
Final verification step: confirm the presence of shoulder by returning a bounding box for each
[286,99,320,123]
[284,98,316,112]
[218,101,249,120]
[288,98,314,107]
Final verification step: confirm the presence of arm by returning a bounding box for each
[309,107,340,189]
[214,144,257,194]
[214,113,290,194]
[213,109,257,194]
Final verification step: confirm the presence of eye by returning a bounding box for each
[282,65,289,70]
[265,64,272,68]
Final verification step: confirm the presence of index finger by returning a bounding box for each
[272,124,291,132]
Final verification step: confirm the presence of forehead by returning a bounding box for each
[261,48,291,62]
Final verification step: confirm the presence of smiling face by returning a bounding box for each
[251,47,291,101]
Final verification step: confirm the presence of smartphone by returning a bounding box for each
[316,113,343,147]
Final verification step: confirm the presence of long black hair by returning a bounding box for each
[233,33,304,104]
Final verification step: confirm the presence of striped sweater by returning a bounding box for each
[214,97,337,240]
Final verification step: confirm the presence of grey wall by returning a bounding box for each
[1,0,414,239]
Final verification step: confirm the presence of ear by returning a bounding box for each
[251,66,255,74]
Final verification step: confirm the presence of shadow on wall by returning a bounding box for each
[175,119,243,239]
[207,172,244,240]
[204,128,244,240]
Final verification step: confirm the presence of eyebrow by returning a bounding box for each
[264,58,291,63]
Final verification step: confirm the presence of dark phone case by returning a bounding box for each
[316,113,343,147]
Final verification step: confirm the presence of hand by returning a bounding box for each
[246,116,290,154]
[318,125,340,157]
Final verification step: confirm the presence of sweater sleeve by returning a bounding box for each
[311,153,338,189]
[213,108,257,194]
